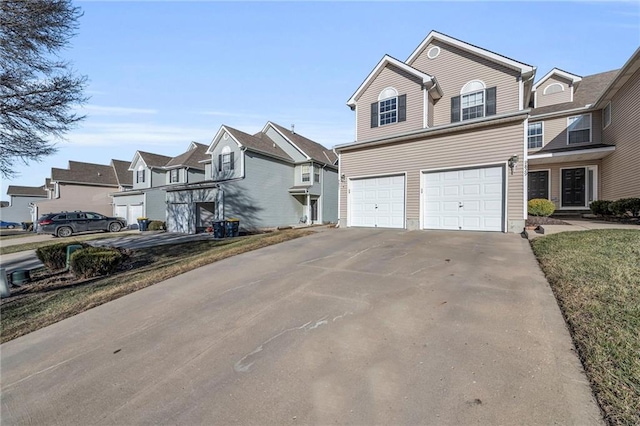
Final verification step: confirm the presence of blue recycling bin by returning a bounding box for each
[225,219,240,237]
[212,220,226,238]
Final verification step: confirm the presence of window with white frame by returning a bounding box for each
[603,102,611,129]
[460,80,486,121]
[302,165,310,182]
[567,114,591,144]
[314,166,320,183]
[378,87,398,126]
[218,146,234,173]
[170,169,179,183]
[528,122,543,149]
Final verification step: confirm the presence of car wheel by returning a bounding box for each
[57,226,73,238]
[108,222,122,233]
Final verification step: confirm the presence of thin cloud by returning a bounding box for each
[80,105,158,116]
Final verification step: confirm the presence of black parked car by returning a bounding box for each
[37,211,127,237]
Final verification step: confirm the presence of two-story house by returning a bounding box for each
[1,185,48,223]
[335,30,639,233]
[165,122,338,233]
[336,31,535,232]
[31,159,132,223]
[527,48,639,209]
[112,142,208,226]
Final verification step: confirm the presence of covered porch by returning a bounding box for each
[288,186,321,225]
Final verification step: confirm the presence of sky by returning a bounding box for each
[2,0,639,201]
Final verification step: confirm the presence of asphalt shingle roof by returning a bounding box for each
[111,159,133,187]
[138,151,172,168]
[226,127,293,161]
[6,185,48,197]
[165,143,209,169]
[531,69,619,116]
[51,161,125,186]
[269,122,337,165]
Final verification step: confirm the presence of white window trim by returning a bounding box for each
[527,122,544,150]
[558,165,598,209]
[461,90,485,121]
[602,102,612,129]
[314,165,320,183]
[378,87,398,127]
[566,113,592,145]
[543,83,565,95]
[170,169,180,183]
[460,79,486,95]
[301,164,311,183]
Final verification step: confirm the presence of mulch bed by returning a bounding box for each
[526,215,570,226]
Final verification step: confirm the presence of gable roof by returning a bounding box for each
[532,68,582,91]
[346,55,440,107]
[51,160,124,186]
[111,159,133,187]
[594,47,640,108]
[406,30,535,77]
[267,122,338,166]
[165,142,209,170]
[531,69,619,116]
[6,185,48,197]
[209,125,293,161]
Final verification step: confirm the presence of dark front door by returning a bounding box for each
[562,168,586,207]
[528,171,549,200]
[310,199,318,222]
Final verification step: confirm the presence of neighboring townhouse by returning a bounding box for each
[166,122,338,233]
[112,142,208,225]
[32,160,132,223]
[335,30,639,233]
[336,31,535,232]
[1,185,48,223]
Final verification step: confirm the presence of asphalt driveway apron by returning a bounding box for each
[0,229,602,425]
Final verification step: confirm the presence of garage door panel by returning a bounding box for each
[423,166,504,232]
[350,175,405,229]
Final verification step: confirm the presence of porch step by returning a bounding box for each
[551,210,591,219]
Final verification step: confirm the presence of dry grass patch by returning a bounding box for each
[0,232,141,255]
[1,229,314,343]
[531,229,640,426]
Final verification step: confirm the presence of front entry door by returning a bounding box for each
[562,168,586,207]
[528,171,549,200]
[310,199,318,222]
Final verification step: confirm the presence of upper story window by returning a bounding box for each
[528,122,543,149]
[543,83,564,95]
[567,114,591,144]
[170,169,179,183]
[314,166,320,183]
[370,88,406,128]
[218,146,235,173]
[136,168,145,183]
[302,165,310,182]
[603,102,612,129]
[451,80,496,123]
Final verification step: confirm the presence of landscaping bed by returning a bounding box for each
[531,230,640,425]
[1,229,314,343]
[526,215,569,227]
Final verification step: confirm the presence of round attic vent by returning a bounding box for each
[427,46,440,59]
[223,132,229,140]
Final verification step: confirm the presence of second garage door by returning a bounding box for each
[422,166,504,232]
[350,175,405,228]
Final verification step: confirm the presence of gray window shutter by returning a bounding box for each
[451,96,460,122]
[218,154,222,172]
[486,87,496,116]
[371,102,378,128]
[398,94,407,122]
[230,152,235,170]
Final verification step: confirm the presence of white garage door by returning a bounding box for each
[114,205,127,220]
[350,175,405,228]
[128,205,144,227]
[423,166,504,232]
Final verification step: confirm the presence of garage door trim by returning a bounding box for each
[419,162,507,232]
[348,172,407,229]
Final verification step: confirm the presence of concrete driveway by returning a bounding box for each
[0,229,601,425]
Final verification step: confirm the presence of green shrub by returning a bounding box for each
[148,220,166,231]
[36,241,88,270]
[590,200,612,217]
[528,198,556,217]
[609,198,640,217]
[69,247,124,278]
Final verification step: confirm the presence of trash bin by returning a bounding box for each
[66,244,84,270]
[212,220,226,238]
[137,219,150,231]
[225,218,240,237]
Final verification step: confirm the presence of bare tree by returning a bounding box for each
[0,0,87,178]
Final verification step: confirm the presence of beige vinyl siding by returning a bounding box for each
[427,95,434,127]
[339,120,525,227]
[356,65,424,142]
[601,67,640,199]
[529,161,602,209]
[410,40,521,127]
[34,184,116,217]
[529,112,602,153]
[535,75,572,107]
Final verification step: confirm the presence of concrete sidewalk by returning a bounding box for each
[528,219,638,239]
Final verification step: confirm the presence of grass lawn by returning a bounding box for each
[0,232,140,255]
[1,229,314,343]
[531,229,640,426]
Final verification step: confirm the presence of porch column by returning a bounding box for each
[306,193,310,224]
